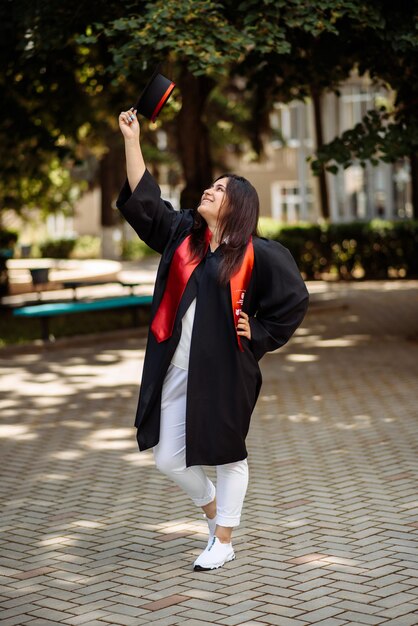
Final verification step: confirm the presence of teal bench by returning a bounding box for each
[13,294,153,341]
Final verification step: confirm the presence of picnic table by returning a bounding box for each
[11,278,154,341]
[61,279,147,299]
[13,293,153,341]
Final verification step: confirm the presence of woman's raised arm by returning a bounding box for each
[119,108,145,192]
[116,108,193,254]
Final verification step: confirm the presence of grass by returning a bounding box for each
[0,307,151,347]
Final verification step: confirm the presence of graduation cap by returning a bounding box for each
[134,68,175,122]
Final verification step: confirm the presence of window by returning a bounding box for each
[271,182,314,222]
[46,213,74,238]
[340,86,386,133]
[271,102,313,148]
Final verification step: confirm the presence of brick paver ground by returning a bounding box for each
[1,280,417,626]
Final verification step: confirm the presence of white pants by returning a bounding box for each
[153,364,249,527]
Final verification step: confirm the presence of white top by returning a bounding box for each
[170,298,196,370]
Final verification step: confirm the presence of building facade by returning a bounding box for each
[228,75,413,223]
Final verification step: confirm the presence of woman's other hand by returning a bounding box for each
[237,311,251,340]
[119,108,140,142]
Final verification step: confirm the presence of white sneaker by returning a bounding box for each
[204,514,217,548]
[193,537,235,571]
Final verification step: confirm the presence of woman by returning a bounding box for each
[117,107,309,571]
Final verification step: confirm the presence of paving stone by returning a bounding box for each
[99,614,148,626]
[312,621,348,626]
[164,616,213,626]
[332,600,380,615]
[60,611,110,624]
[0,616,35,626]
[0,594,44,609]
[331,612,383,625]
[141,595,191,611]
[371,592,418,608]
[184,598,237,613]
[328,581,377,594]
[252,594,299,607]
[144,618,183,626]
[379,617,418,626]
[375,603,418,619]
[142,606,190,622]
[25,619,62,626]
[235,622,270,626]
[295,597,341,612]
[168,608,221,621]
[219,611,267,625]
[0,604,40,620]
[67,600,113,614]
[222,592,266,608]
[32,598,78,611]
[27,608,75,622]
[71,591,116,604]
[96,602,146,616]
[295,588,336,602]
[258,604,303,618]
[258,616,307,626]
[296,606,344,623]
[368,584,415,599]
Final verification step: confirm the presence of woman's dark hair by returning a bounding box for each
[189,174,260,285]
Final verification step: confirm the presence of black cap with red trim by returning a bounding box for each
[134,69,175,122]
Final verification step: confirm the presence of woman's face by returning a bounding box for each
[197,177,229,227]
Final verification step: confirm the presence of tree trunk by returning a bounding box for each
[100,149,116,228]
[311,86,330,220]
[99,137,125,257]
[176,65,215,209]
[410,152,418,219]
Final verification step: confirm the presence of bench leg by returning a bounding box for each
[40,317,50,341]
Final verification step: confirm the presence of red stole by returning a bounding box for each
[230,238,254,351]
[151,229,254,351]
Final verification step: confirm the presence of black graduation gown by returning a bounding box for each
[117,169,309,467]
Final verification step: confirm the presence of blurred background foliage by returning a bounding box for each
[1,0,418,221]
[259,218,418,280]
[10,220,417,280]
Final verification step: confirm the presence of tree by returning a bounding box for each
[1,2,90,203]
[0,0,145,251]
[85,0,249,208]
[98,0,375,214]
